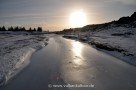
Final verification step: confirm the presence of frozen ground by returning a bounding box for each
[63,26,136,66]
[88,27,136,65]
[0,31,48,86]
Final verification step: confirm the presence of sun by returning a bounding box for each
[69,10,87,27]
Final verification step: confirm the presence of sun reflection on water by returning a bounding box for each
[72,41,83,65]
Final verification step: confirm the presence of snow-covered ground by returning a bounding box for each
[63,26,136,66]
[0,31,49,86]
[89,27,136,65]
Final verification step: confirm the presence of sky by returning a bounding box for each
[0,0,136,31]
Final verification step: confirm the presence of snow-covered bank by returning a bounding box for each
[63,26,136,66]
[88,27,136,65]
[0,32,48,86]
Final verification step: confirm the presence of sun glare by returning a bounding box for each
[72,41,83,65]
[69,10,87,27]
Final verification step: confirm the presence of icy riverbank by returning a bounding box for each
[0,31,48,86]
[63,26,136,66]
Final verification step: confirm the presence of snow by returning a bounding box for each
[0,31,48,86]
[89,27,136,63]
[63,26,136,66]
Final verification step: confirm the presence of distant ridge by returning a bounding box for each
[55,11,136,34]
[80,11,136,32]
[116,12,136,24]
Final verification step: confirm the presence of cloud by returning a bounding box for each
[0,0,135,31]
[118,0,136,4]
[104,0,136,4]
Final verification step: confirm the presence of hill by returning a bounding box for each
[59,11,136,66]
[56,12,136,34]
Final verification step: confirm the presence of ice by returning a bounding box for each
[63,26,136,65]
[0,31,48,86]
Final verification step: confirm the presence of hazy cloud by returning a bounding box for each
[0,0,135,30]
